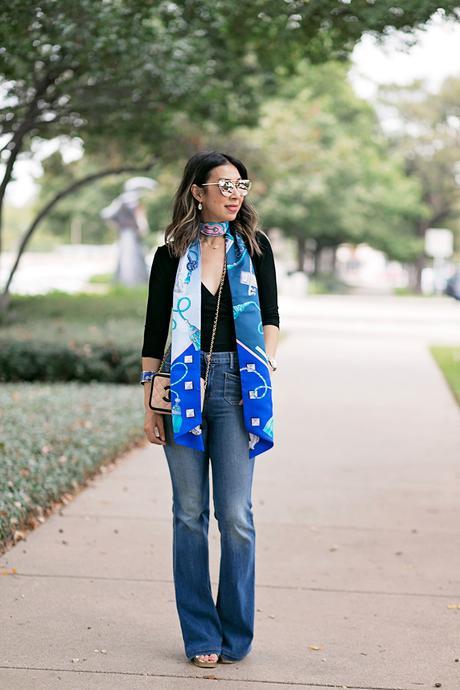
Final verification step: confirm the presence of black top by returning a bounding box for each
[141,229,279,359]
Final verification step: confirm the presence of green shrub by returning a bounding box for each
[0,340,140,383]
[0,288,147,350]
[0,382,146,551]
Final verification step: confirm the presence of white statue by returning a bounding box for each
[101,176,157,286]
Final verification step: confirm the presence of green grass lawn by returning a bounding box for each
[430,346,460,405]
[0,287,149,383]
[0,382,146,554]
[0,288,150,552]
[1,286,147,349]
[308,272,351,294]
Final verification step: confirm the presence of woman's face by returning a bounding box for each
[192,163,244,222]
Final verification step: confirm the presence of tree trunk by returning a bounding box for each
[413,253,425,294]
[406,263,417,291]
[330,245,337,272]
[313,245,322,276]
[296,236,306,272]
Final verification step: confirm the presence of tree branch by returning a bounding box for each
[0,68,62,257]
[0,158,158,309]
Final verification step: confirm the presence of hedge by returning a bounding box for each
[0,340,141,383]
[0,382,146,552]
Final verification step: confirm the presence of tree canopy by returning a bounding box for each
[2,1,458,159]
[232,61,425,266]
[1,1,458,290]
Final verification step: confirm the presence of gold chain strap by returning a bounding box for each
[157,252,227,387]
[203,256,227,390]
[156,315,172,375]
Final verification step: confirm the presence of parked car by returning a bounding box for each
[445,268,460,300]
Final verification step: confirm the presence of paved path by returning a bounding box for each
[1,295,459,689]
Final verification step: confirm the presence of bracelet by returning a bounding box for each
[267,354,277,371]
[140,370,155,385]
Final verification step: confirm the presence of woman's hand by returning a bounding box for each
[144,409,167,445]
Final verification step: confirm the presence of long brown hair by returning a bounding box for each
[164,151,263,258]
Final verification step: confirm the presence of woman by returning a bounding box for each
[140,151,280,668]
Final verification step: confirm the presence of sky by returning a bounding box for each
[349,11,460,98]
[4,12,460,208]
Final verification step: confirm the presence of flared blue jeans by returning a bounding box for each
[161,350,256,661]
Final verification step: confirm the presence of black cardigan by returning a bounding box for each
[141,230,279,359]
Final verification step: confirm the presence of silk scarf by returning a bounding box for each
[169,221,274,458]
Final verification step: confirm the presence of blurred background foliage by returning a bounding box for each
[1,1,460,274]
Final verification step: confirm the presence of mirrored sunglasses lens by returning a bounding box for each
[218,179,251,195]
[219,180,233,196]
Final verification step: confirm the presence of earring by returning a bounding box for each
[198,202,202,210]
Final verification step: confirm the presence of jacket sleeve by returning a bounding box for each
[141,245,176,359]
[253,232,280,328]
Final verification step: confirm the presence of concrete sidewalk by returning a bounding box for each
[1,296,460,689]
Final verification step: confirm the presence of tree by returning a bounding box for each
[235,61,425,272]
[1,0,458,256]
[377,75,460,290]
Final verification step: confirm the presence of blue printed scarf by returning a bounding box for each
[169,222,274,458]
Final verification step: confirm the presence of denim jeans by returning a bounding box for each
[161,349,256,661]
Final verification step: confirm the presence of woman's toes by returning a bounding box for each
[196,652,218,663]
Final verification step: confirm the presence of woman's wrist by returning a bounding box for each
[143,379,153,410]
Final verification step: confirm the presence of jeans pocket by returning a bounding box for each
[223,371,242,405]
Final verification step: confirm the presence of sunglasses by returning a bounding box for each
[200,178,252,197]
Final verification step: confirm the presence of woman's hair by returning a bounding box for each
[164,150,263,258]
